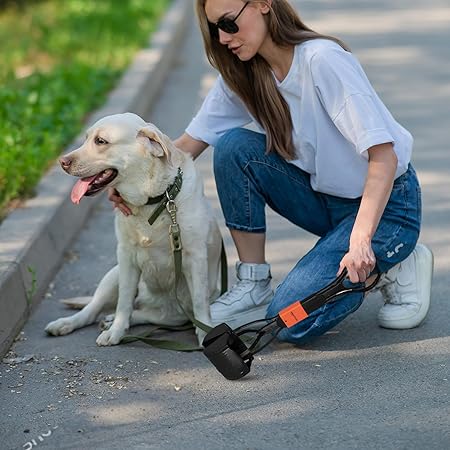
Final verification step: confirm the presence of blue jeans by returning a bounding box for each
[213,128,422,345]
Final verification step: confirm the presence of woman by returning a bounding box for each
[112,0,433,344]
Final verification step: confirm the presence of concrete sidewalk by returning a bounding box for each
[1,1,450,449]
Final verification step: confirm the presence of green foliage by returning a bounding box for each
[0,0,170,216]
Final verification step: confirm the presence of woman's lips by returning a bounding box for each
[230,45,242,54]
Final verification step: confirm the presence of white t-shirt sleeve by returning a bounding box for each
[310,47,395,157]
[185,75,253,147]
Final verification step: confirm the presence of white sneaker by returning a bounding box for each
[377,243,433,329]
[210,261,273,329]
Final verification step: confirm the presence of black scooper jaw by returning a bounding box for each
[202,323,253,380]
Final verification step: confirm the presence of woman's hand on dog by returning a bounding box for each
[108,188,132,216]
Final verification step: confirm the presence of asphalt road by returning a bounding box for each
[1,1,450,449]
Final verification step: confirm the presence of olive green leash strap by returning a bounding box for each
[120,167,228,351]
[162,169,227,333]
[121,323,201,352]
[169,200,212,334]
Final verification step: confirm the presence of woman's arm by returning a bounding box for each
[173,133,209,160]
[339,142,398,282]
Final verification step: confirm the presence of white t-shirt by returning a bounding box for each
[186,39,413,198]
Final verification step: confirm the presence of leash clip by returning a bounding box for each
[166,197,182,251]
[166,197,177,214]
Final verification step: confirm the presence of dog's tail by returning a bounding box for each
[59,297,92,310]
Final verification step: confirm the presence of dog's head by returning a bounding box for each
[61,113,182,204]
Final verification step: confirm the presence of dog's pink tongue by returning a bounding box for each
[71,175,97,204]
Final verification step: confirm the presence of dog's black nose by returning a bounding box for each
[59,156,72,171]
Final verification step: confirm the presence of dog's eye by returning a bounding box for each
[95,136,108,145]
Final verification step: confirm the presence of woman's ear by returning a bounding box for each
[260,0,272,15]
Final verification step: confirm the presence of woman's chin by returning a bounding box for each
[236,50,254,62]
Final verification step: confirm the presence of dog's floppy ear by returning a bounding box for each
[137,125,176,166]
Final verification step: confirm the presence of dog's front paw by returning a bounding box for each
[96,327,125,346]
[45,318,75,336]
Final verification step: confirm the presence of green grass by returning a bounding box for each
[0,0,170,218]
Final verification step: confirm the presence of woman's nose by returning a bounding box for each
[218,29,233,45]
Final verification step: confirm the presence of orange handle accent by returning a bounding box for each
[279,301,309,327]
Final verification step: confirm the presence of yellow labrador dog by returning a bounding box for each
[45,113,222,345]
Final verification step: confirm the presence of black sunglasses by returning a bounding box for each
[208,2,249,40]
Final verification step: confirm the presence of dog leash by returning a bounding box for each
[120,167,227,351]
[146,167,227,296]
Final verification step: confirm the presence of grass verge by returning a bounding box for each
[0,0,170,219]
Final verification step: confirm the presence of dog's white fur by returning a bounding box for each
[45,113,222,345]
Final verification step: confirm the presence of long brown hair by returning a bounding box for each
[196,0,349,160]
